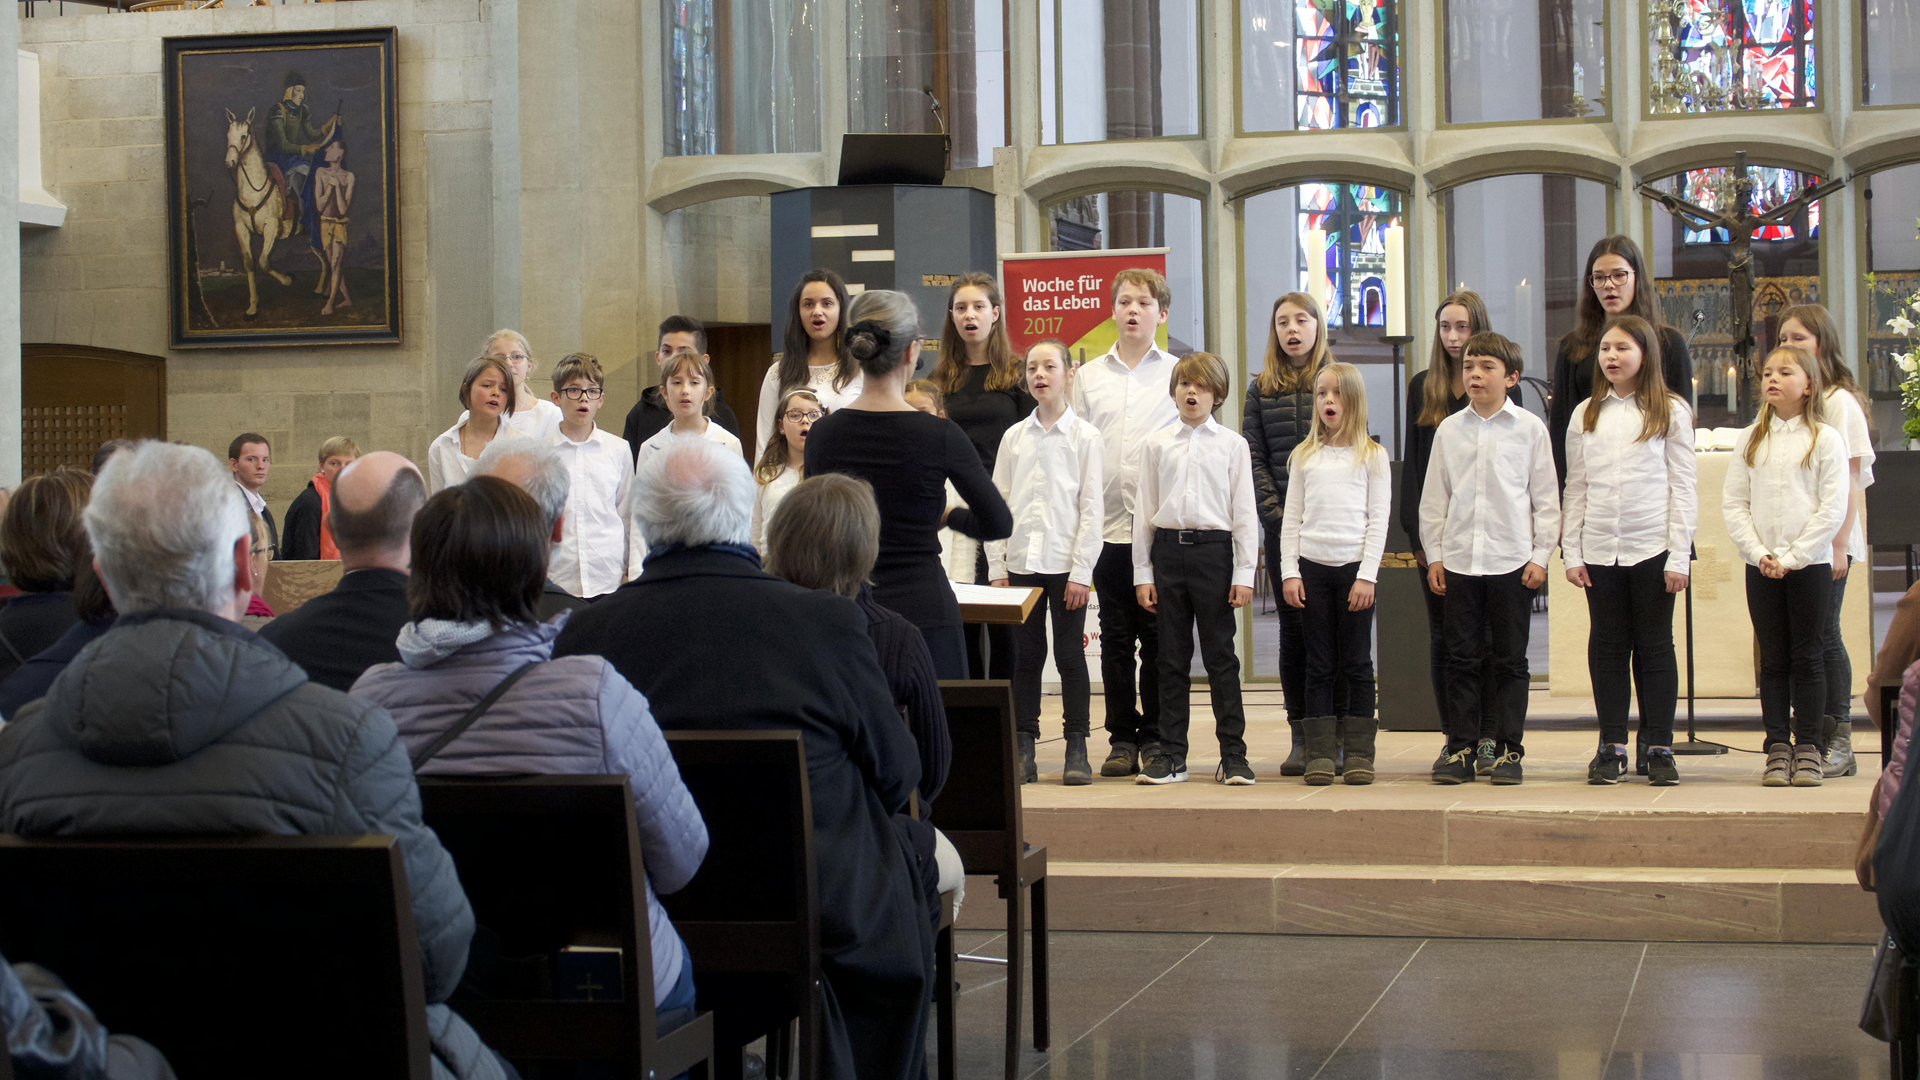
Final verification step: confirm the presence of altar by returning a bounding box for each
[1547,449,1872,699]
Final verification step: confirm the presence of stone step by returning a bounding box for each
[959,861,1881,944]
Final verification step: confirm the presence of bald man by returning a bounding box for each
[259,452,427,692]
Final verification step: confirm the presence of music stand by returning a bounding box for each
[837,134,948,186]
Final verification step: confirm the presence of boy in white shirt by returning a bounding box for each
[1072,268,1182,778]
[1131,352,1259,786]
[547,352,638,598]
[987,341,1105,786]
[1420,332,1561,786]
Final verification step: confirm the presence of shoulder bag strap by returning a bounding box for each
[410,660,540,772]
[0,628,27,669]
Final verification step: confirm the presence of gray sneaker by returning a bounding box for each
[1823,719,1857,778]
[1791,744,1825,787]
[1762,743,1792,787]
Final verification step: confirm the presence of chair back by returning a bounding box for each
[663,730,819,1077]
[929,680,1024,874]
[416,775,665,1063]
[1871,451,1920,548]
[0,833,431,1079]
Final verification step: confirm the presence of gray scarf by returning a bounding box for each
[395,618,496,668]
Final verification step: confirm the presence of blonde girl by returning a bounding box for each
[1243,290,1333,774]
[1778,303,1875,777]
[1562,315,1697,787]
[1277,362,1388,786]
[481,329,564,438]
[1724,345,1849,787]
[752,388,825,552]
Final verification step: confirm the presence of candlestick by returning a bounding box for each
[1513,278,1534,363]
[1306,228,1329,314]
[1384,220,1406,338]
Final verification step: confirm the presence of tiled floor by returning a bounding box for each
[938,931,1888,1079]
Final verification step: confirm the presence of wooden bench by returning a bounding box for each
[931,680,1050,1080]
[0,833,432,1079]
[416,774,715,1079]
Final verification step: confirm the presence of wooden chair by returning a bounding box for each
[663,731,821,1080]
[416,775,715,1079]
[0,834,432,1079]
[930,680,1050,1080]
[933,890,958,1080]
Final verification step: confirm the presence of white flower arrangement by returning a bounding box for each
[1887,287,1920,443]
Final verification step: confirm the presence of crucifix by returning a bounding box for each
[1635,151,1845,421]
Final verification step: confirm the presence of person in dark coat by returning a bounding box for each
[0,557,115,721]
[622,315,742,459]
[278,436,360,561]
[1548,235,1694,487]
[0,440,508,1080]
[258,452,425,693]
[0,469,92,682]
[553,437,933,1080]
[473,439,595,621]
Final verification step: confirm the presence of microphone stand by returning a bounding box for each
[923,87,951,171]
[1673,308,1728,758]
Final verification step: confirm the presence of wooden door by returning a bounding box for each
[21,345,167,476]
[704,323,772,460]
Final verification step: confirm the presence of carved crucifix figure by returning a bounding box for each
[1636,151,1845,419]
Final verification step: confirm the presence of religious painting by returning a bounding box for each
[163,29,399,348]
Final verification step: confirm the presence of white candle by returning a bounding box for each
[1514,278,1534,362]
[1384,220,1405,337]
[1306,228,1329,314]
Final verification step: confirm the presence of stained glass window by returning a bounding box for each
[1241,0,1400,133]
[1673,167,1823,244]
[1297,183,1401,328]
[1647,0,1815,113]
[1446,0,1607,123]
[1042,0,1200,144]
[661,0,823,155]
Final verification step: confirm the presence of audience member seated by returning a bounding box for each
[2,948,177,1079]
[240,512,277,630]
[280,435,361,561]
[1860,582,1920,887]
[259,452,426,693]
[0,469,91,682]
[92,438,136,477]
[554,439,935,1080]
[474,439,593,620]
[0,555,116,721]
[351,475,708,1020]
[0,441,509,1079]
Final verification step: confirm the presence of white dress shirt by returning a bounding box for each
[755,363,865,458]
[427,420,528,495]
[1418,399,1561,577]
[752,466,801,553]
[1825,387,1877,563]
[1561,391,1698,574]
[985,406,1106,584]
[1278,444,1392,583]
[1723,413,1849,570]
[1130,415,1260,588]
[457,399,564,442]
[236,482,267,518]
[548,426,636,598]
[634,419,746,561]
[1071,346,1182,543]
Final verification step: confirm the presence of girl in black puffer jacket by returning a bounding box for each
[1244,290,1333,774]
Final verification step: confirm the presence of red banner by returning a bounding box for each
[999,248,1169,362]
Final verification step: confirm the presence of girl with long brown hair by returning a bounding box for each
[1777,303,1876,777]
[1561,315,1696,786]
[1548,236,1695,486]
[754,269,862,458]
[1243,290,1331,774]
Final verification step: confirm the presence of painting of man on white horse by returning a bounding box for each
[223,106,292,321]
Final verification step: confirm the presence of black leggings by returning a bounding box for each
[1745,562,1832,748]
[1009,571,1090,738]
[1298,559,1376,718]
[1583,553,1678,748]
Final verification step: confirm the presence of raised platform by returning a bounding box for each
[960,689,1885,944]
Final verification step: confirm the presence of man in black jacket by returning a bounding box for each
[554,438,932,1080]
[621,315,741,460]
[259,452,424,692]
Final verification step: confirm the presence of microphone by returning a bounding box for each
[923,85,951,166]
[1687,308,1704,346]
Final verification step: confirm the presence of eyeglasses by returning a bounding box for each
[784,410,825,423]
[557,386,605,401]
[492,351,531,363]
[250,546,270,557]
[1589,269,1634,288]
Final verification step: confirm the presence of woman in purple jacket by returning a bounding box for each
[352,475,708,1019]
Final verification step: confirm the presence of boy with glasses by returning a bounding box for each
[548,352,639,597]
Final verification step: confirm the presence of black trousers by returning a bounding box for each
[1419,565,1498,738]
[1298,559,1376,718]
[1824,560,1852,720]
[1093,541,1159,748]
[967,547,1015,680]
[1746,563,1832,748]
[1442,568,1532,756]
[1584,552,1679,748]
[1266,529,1343,720]
[1010,571,1091,738]
[1153,531,1247,760]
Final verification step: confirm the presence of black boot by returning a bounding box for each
[1302,717,1339,786]
[1341,716,1377,785]
[1062,734,1092,786]
[1333,718,1346,776]
[1280,721,1306,776]
[1018,733,1037,784]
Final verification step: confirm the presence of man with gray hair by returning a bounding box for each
[554,438,934,1080]
[0,441,511,1080]
[473,438,592,620]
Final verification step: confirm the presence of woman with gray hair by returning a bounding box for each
[803,289,1013,679]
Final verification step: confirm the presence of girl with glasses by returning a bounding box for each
[752,388,825,553]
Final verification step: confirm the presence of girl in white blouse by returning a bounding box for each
[1562,315,1696,787]
[1779,304,1875,778]
[427,354,527,494]
[1279,362,1390,787]
[755,271,865,458]
[752,388,824,552]
[1723,345,1849,788]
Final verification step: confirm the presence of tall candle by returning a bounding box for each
[1306,228,1329,313]
[1514,278,1534,363]
[1384,220,1406,337]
